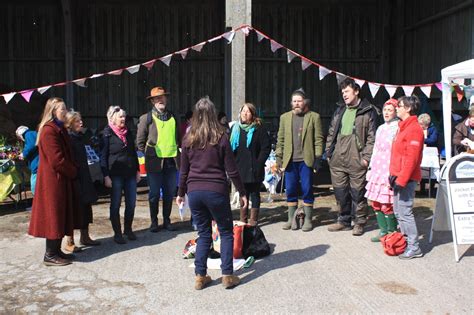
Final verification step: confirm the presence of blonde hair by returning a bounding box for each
[417,113,431,127]
[184,97,224,149]
[65,110,82,130]
[36,97,66,145]
[240,102,262,126]
[106,105,126,125]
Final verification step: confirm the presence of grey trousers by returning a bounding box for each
[393,181,419,251]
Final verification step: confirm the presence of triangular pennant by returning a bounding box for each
[21,90,34,102]
[3,92,16,104]
[177,49,189,59]
[126,64,140,74]
[368,82,381,98]
[287,50,297,63]
[256,31,265,42]
[222,31,235,44]
[73,78,87,87]
[37,86,51,94]
[160,54,173,67]
[402,85,415,96]
[142,60,156,71]
[301,59,311,71]
[420,86,432,98]
[336,73,347,85]
[270,40,283,52]
[192,42,206,52]
[108,69,123,76]
[434,83,442,91]
[240,26,250,36]
[354,79,365,88]
[453,85,464,102]
[385,85,398,98]
[319,66,331,80]
[90,74,104,79]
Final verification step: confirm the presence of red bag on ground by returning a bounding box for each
[211,221,245,259]
[380,232,407,256]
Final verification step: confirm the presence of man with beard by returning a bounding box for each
[276,89,324,232]
[326,78,378,236]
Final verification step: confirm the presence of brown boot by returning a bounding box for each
[249,208,259,226]
[80,228,101,246]
[195,275,212,290]
[63,236,82,253]
[44,239,72,266]
[239,207,248,223]
[222,275,240,289]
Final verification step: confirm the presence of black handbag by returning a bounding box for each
[242,225,271,258]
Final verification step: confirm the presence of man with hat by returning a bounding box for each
[275,88,324,232]
[137,87,180,231]
[16,126,39,196]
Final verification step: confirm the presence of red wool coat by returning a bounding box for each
[389,115,424,187]
[28,122,78,239]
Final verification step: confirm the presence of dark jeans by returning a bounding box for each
[110,175,137,221]
[244,182,261,209]
[148,165,177,204]
[188,190,234,276]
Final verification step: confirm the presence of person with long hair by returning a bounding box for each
[176,97,247,290]
[64,110,100,249]
[28,97,78,266]
[100,106,140,244]
[230,103,270,225]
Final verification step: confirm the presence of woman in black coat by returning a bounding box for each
[230,103,271,225]
[64,110,100,251]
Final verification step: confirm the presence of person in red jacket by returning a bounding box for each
[389,95,424,260]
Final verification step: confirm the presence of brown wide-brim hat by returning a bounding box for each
[146,87,170,100]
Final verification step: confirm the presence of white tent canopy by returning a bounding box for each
[441,59,474,161]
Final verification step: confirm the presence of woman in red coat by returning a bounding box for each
[28,97,78,266]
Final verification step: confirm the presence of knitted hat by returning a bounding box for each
[384,98,399,108]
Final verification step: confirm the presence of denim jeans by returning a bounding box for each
[110,175,137,221]
[30,173,37,196]
[285,161,314,204]
[148,166,177,204]
[188,190,234,276]
[393,181,419,251]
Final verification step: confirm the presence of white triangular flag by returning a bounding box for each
[420,86,431,98]
[3,92,16,104]
[241,26,250,36]
[256,32,265,42]
[402,85,415,96]
[287,50,297,63]
[223,31,235,44]
[192,42,206,52]
[319,66,331,80]
[37,86,51,94]
[385,85,398,98]
[126,64,140,74]
[160,54,173,67]
[301,59,311,71]
[354,79,365,88]
[336,73,347,85]
[73,78,87,87]
[270,40,283,52]
[368,82,381,98]
[90,74,104,79]
[178,49,188,59]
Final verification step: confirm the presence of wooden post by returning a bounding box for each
[61,0,74,107]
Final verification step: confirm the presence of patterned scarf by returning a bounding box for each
[109,123,128,145]
[230,122,256,151]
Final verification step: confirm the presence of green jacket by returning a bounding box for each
[275,110,324,169]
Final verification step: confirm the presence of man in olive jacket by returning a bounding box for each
[276,89,324,232]
[326,78,378,236]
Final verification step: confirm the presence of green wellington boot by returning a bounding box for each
[302,206,313,232]
[371,211,388,242]
[282,205,297,230]
[385,213,398,233]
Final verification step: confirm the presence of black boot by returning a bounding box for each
[149,201,159,233]
[110,216,126,244]
[124,217,137,241]
[44,239,72,266]
[163,199,176,231]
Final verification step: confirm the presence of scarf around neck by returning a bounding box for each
[109,123,128,145]
[230,121,256,151]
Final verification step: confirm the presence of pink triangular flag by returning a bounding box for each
[319,66,331,80]
[241,26,250,36]
[354,79,365,88]
[223,31,235,44]
[435,83,442,91]
[126,65,140,74]
[256,32,265,42]
[270,40,283,52]
[385,85,398,98]
[3,92,16,104]
[287,50,297,63]
[73,78,87,87]
[90,74,104,79]
[142,60,156,71]
[177,49,188,59]
[402,85,415,96]
[192,42,206,52]
[420,86,432,98]
[336,73,347,85]
[21,90,34,102]
[368,82,381,98]
[37,86,51,94]
[108,69,123,76]
[160,54,173,67]
[301,59,311,71]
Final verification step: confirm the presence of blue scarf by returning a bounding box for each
[230,122,256,151]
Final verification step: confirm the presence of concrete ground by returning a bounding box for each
[1,187,473,314]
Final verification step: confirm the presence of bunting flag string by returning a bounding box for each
[0,24,449,104]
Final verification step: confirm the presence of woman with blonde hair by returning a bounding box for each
[176,97,247,290]
[64,110,100,250]
[100,106,140,244]
[230,103,270,225]
[28,97,78,266]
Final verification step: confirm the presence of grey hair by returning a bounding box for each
[106,105,126,124]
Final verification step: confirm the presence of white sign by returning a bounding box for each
[450,183,474,213]
[453,214,474,244]
[421,147,440,169]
